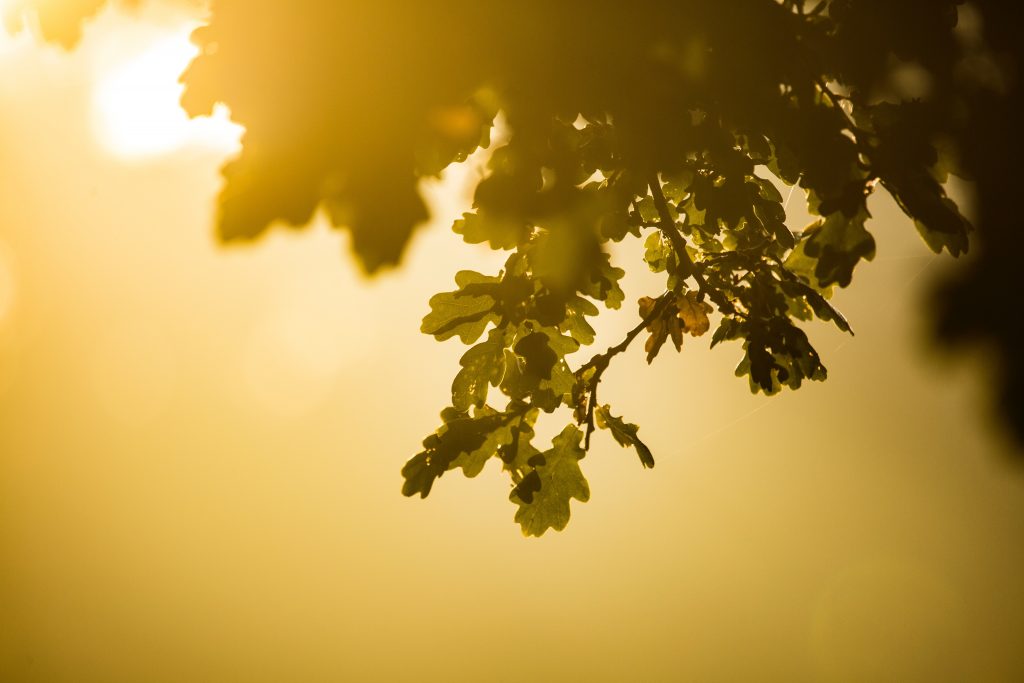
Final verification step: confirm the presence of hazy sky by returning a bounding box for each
[1,4,1023,682]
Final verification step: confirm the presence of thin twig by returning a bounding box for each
[576,292,673,448]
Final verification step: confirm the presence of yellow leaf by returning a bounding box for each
[676,291,712,336]
[637,296,658,319]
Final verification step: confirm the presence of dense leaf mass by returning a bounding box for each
[8,0,1022,532]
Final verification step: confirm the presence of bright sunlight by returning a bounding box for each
[92,23,240,159]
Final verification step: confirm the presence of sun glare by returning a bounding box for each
[92,25,241,159]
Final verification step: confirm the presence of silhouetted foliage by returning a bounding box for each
[7,0,1022,534]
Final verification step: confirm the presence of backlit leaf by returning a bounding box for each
[421,271,501,343]
[595,405,655,468]
[511,425,590,537]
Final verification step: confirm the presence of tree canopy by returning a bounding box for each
[6,0,1022,535]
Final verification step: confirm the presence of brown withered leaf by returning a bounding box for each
[676,291,712,336]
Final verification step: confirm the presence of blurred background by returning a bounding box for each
[1,3,1023,681]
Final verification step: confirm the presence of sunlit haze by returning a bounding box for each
[1,3,1023,682]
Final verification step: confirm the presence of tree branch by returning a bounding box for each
[576,292,673,449]
[648,174,737,315]
[648,173,698,283]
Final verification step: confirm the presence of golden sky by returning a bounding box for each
[1,3,1023,682]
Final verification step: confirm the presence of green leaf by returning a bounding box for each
[514,331,559,380]
[595,405,655,468]
[778,280,852,334]
[540,359,577,411]
[644,232,671,273]
[801,207,876,288]
[511,425,590,537]
[735,321,828,395]
[581,253,625,309]
[500,328,579,411]
[634,195,662,224]
[560,295,599,346]
[710,317,742,348]
[909,195,970,257]
[679,193,709,234]
[499,410,541,479]
[662,169,695,203]
[451,407,517,478]
[400,450,448,500]
[401,408,517,497]
[751,175,784,204]
[421,270,502,343]
[451,329,507,411]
